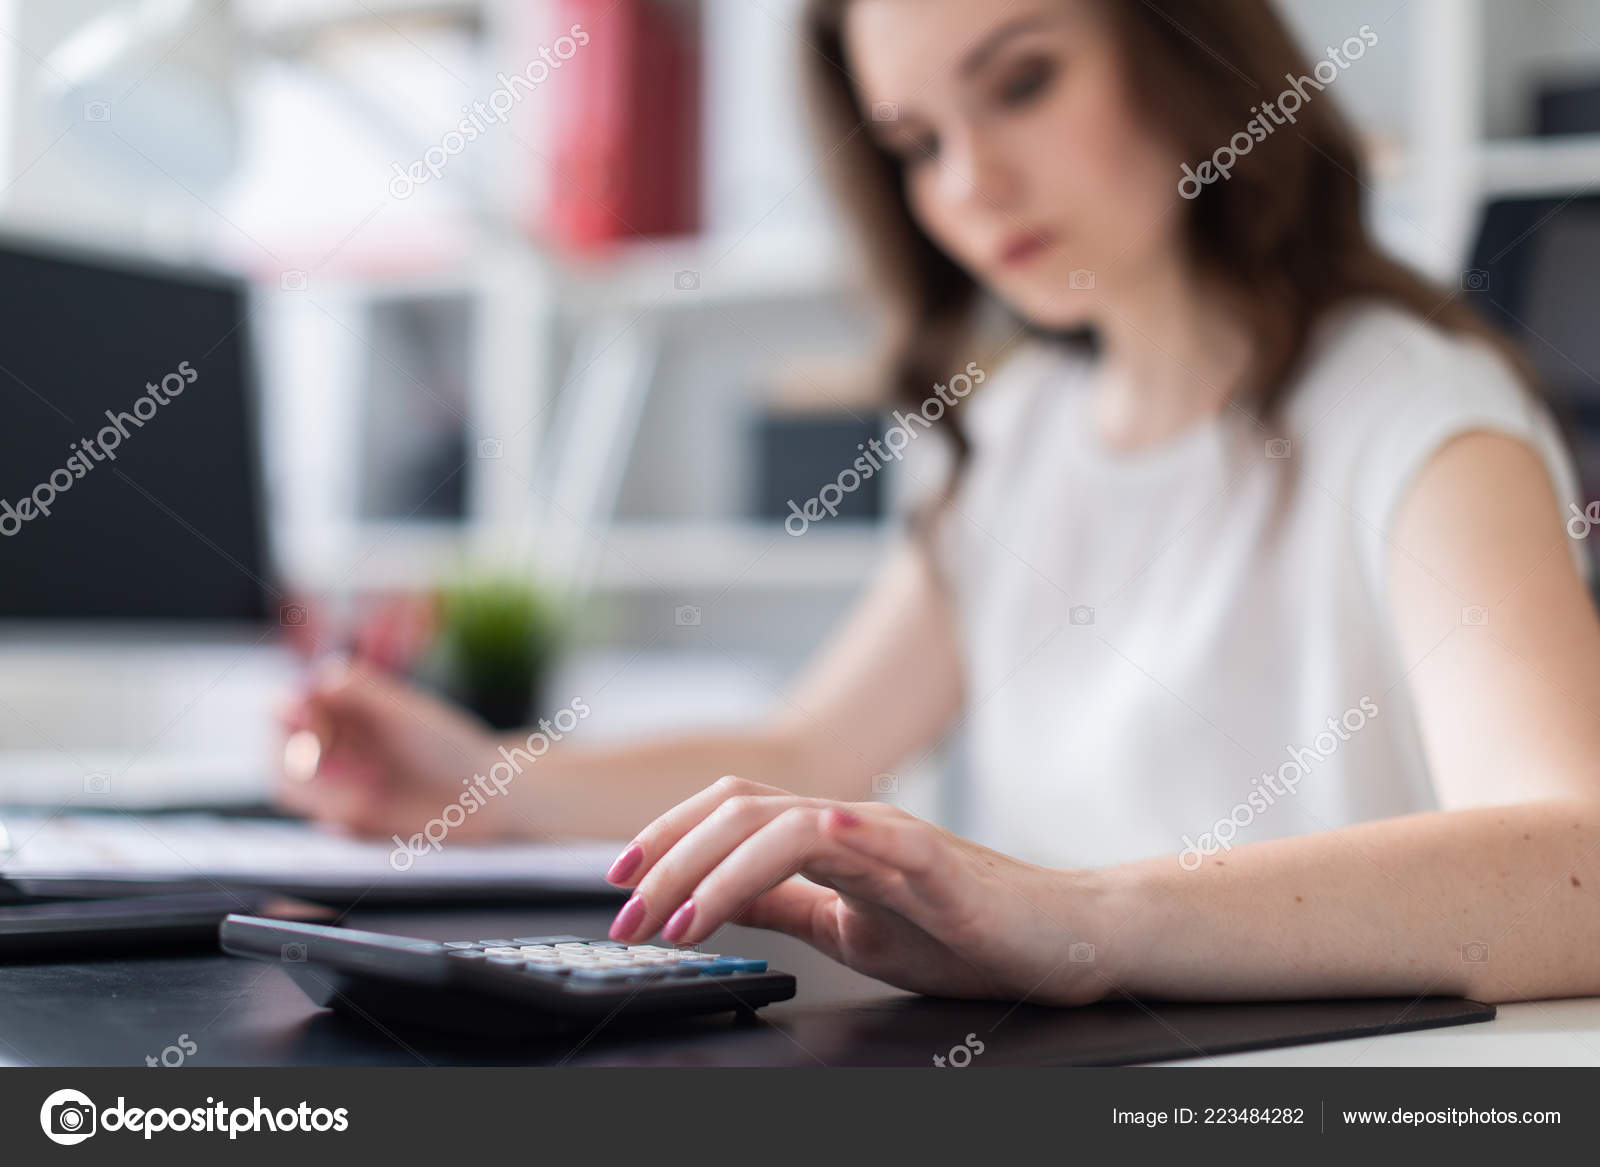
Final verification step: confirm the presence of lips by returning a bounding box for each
[997,230,1055,267]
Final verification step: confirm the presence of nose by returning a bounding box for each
[936,127,1021,212]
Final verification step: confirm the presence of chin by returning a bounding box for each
[1001,286,1098,332]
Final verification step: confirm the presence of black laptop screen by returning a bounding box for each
[0,242,268,621]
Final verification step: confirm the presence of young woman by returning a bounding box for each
[280,0,1600,1006]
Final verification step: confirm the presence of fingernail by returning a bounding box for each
[831,809,861,828]
[609,894,648,940]
[605,842,643,884]
[662,899,696,943]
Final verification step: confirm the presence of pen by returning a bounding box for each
[280,594,431,783]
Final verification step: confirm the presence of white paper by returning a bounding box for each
[0,812,623,892]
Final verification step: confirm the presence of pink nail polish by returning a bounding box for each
[609,894,647,940]
[605,842,643,884]
[662,899,696,943]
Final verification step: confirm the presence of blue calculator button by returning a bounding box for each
[720,958,767,973]
[697,959,739,975]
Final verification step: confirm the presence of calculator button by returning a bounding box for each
[522,964,571,978]
[485,956,526,967]
[477,940,514,948]
[584,940,625,948]
[446,949,487,960]
[697,959,739,975]
[569,967,630,982]
[443,941,478,949]
[720,958,768,973]
[482,947,520,957]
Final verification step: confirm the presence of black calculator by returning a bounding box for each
[220,915,797,1034]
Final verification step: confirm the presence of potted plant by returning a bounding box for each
[434,572,564,730]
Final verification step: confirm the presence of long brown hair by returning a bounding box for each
[799,0,1529,499]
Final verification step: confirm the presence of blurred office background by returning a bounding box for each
[2,0,1599,819]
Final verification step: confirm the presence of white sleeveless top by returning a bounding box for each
[930,300,1585,870]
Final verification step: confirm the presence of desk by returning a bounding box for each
[1168,997,1600,1066]
[0,904,1552,1067]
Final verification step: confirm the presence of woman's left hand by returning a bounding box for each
[603,776,1114,1006]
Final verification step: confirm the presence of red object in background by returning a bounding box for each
[545,0,702,251]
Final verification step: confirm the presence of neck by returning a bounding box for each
[1089,261,1256,452]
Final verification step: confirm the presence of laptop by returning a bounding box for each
[0,234,292,810]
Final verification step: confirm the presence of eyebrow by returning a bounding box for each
[959,13,1054,78]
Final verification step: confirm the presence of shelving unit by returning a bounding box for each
[240,0,1600,610]
[230,0,872,611]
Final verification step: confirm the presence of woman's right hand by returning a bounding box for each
[274,662,517,842]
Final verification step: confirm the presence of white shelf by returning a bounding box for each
[1478,135,1600,197]
[592,520,888,590]
[278,519,889,594]
[320,229,853,312]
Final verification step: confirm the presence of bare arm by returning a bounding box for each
[1090,431,1600,1002]
[580,431,1600,1006]
[515,539,966,838]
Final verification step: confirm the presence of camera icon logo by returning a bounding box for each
[674,269,700,292]
[83,101,111,122]
[281,942,308,963]
[871,101,899,122]
[477,437,503,459]
[1069,604,1095,626]
[280,269,308,292]
[674,605,701,627]
[1461,940,1490,963]
[1461,269,1490,292]
[872,773,898,794]
[40,1088,97,1145]
[1068,941,1096,963]
[1461,606,1489,627]
[83,772,111,795]
[1069,268,1095,290]
[279,603,307,627]
[1265,437,1292,459]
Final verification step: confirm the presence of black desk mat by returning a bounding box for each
[0,903,1496,1067]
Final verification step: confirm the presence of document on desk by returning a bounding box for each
[0,813,624,903]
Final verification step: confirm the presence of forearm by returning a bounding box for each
[498,726,858,839]
[1088,800,1600,1004]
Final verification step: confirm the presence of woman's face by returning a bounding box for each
[845,0,1183,328]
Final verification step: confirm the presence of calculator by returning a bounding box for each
[219,915,797,1033]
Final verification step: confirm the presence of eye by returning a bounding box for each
[997,56,1057,107]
